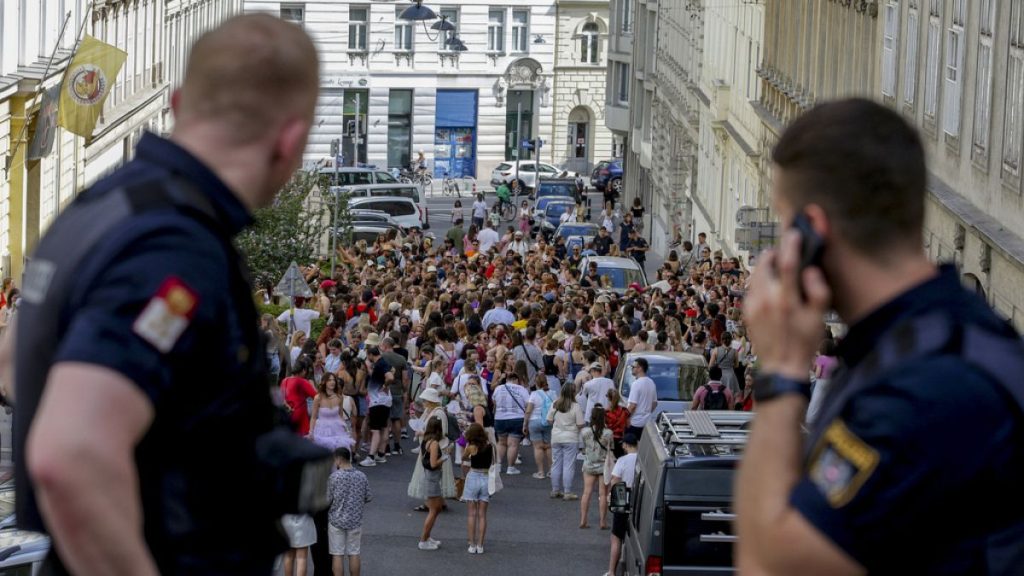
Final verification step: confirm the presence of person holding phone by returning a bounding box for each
[736,99,1024,575]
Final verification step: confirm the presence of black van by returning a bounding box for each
[609,411,752,575]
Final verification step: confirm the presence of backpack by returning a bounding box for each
[702,384,728,410]
[445,412,461,443]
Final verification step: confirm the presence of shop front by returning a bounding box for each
[433,89,478,179]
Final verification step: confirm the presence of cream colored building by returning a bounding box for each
[550,0,613,175]
[692,1,766,259]
[881,0,1024,328]
[0,0,240,282]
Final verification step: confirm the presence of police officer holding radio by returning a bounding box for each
[2,15,328,576]
[737,99,1024,575]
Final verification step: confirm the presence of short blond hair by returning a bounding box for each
[177,14,319,143]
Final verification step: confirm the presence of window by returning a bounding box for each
[395,7,413,51]
[349,6,367,51]
[904,1,921,105]
[439,8,458,51]
[580,22,599,64]
[943,0,967,137]
[511,9,529,53]
[973,0,998,156]
[1005,0,1024,175]
[280,3,304,26]
[616,61,630,105]
[388,90,413,170]
[488,9,505,53]
[882,1,899,98]
[621,0,634,34]
[924,0,942,119]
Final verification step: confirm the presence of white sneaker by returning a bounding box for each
[411,446,421,454]
[521,438,532,446]
[359,457,376,467]
[428,538,441,546]
[506,466,521,475]
[515,456,523,465]
[418,540,439,551]
[476,545,484,554]
[531,471,546,479]
[374,455,387,463]
[467,545,476,554]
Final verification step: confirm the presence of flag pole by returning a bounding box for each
[2,3,89,178]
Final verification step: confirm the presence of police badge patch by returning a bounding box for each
[808,420,880,508]
[133,277,199,353]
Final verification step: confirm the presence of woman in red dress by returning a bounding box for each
[280,357,318,436]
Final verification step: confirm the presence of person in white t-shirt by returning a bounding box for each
[477,221,501,254]
[625,358,657,438]
[608,434,639,576]
[491,373,531,475]
[579,362,615,424]
[278,301,321,338]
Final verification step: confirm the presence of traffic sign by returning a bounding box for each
[275,261,313,299]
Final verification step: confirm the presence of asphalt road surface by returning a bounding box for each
[353,435,610,576]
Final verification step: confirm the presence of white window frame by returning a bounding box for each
[972,0,998,157]
[942,0,967,137]
[904,1,921,105]
[349,6,368,52]
[439,8,458,52]
[882,1,900,98]
[394,7,413,51]
[487,8,505,53]
[621,0,634,34]
[616,62,630,105]
[1004,0,1024,177]
[924,0,943,119]
[511,9,529,53]
[280,2,305,25]
[580,22,600,65]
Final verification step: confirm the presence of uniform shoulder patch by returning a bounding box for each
[808,419,880,508]
[132,277,199,353]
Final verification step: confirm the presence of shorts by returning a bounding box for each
[528,420,552,444]
[462,470,489,502]
[390,395,405,421]
[368,405,390,430]
[354,395,368,417]
[328,525,362,556]
[494,418,525,439]
[612,512,629,540]
[422,467,443,498]
[281,514,317,548]
[626,425,645,440]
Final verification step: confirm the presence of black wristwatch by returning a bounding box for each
[753,373,812,403]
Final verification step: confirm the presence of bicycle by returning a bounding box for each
[497,197,516,222]
[442,173,461,197]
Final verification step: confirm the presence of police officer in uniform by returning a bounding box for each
[3,15,322,576]
[737,99,1024,574]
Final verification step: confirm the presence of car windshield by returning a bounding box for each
[620,357,708,402]
[558,225,597,237]
[376,172,398,183]
[496,163,512,171]
[359,200,416,216]
[546,203,574,217]
[594,265,645,289]
[369,187,420,202]
[536,183,575,197]
[336,172,373,185]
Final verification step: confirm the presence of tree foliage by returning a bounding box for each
[235,169,335,291]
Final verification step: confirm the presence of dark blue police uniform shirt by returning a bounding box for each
[53,132,252,407]
[790,265,1024,574]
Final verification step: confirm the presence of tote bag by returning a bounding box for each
[487,444,503,495]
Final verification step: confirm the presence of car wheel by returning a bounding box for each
[611,178,623,193]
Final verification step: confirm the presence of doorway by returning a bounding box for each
[566,106,591,174]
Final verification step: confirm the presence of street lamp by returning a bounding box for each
[398,0,437,21]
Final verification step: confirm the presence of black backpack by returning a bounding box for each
[446,412,461,443]
[702,384,728,410]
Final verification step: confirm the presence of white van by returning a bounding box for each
[343,183,429,229]
[348,196,423,231]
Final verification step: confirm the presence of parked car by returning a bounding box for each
[615,352,709,416]
[538,200,578,239]
[348,196,422,230]
[554,222,601,252]
[490,161,578,191]
[611,411,751,576]
[591,158,623,195]
[577,255,648,295]
[348,224,398,246]
[341,183,429,228]
[533,179,590,221]
[318,166,400,186]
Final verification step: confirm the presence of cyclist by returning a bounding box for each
[496,181,512,215]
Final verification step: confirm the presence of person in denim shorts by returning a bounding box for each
[524,373,555,479]
[460,424,493,554]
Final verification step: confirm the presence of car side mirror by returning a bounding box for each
[608,481,631,514]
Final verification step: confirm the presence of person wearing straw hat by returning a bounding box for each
[408,388,456,506]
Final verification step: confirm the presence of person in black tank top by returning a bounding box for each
[418,419,445,551]
[460,424,493,554]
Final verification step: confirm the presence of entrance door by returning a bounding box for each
[566,106,591,174]
[505,90,534,161]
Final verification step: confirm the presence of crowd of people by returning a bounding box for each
[254,183,851,575]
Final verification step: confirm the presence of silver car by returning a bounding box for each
[615,352,709,416]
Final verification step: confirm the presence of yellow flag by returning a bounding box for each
[58,36,127,138]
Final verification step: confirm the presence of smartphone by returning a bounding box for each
[790,211,825,300]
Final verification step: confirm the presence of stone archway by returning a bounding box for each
[963,273,987,300]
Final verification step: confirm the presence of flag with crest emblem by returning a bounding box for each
[57,36,127,138]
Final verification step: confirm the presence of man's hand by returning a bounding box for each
[744,230,831,379]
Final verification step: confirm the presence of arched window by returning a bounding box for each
[580,22,599,64]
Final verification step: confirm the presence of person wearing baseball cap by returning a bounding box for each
[580,362,615,424]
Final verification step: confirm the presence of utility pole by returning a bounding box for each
[513,101,522,191]
[329,138,341,277]
[353,93,362,167]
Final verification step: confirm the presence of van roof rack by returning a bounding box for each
[657,411,753,458]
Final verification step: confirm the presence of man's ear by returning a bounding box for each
[803,203,831,241]
[272,117,311,170]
